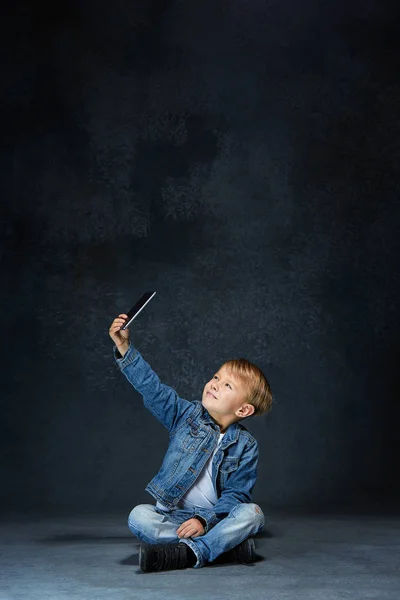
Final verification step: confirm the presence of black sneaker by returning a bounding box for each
[233,537,256,564]
[212,537,257,565]
[139,542,190,573]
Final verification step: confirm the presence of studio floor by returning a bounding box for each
[1,509,399,600]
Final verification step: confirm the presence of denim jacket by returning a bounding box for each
[113,342,259,533]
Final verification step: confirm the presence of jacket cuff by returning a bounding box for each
[193,510,219,534]
[113,342,138,367]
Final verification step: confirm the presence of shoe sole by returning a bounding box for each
[138,544,146,572]
[139,544,152,573]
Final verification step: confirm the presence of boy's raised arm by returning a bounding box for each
[109,315,194,433]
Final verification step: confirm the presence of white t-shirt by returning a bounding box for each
[156,432,225,511]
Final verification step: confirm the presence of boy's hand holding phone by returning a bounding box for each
[109,292,157,358]
[109,314,130,357]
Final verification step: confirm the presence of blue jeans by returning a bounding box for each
[128,503,265,568]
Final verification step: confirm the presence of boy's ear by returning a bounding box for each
[238,404,255,417]
[247,404,255,417]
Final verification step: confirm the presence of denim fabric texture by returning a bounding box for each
[114,341,264,565]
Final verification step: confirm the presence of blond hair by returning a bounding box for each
[221,358,273,417]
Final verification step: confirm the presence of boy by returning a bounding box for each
[109,313,273,573]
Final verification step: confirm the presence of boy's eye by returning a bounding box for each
[213,376,232,389]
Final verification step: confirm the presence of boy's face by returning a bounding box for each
[201,365,254,432]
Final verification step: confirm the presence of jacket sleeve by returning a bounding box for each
[113,342,195,434]
[193,440,259,533]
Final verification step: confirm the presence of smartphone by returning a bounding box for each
[120,291,157,330]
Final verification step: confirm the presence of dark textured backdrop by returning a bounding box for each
[1,0,399,515]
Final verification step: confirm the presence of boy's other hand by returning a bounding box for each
[109,314,130,356]
[176,518,205,539]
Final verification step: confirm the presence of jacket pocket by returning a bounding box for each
[218,456,239,493]
[183,418,207,450]
[220,456,239,473]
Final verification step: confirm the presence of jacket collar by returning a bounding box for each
[199,404,241,444]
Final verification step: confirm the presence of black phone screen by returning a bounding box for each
[121,291,156,329]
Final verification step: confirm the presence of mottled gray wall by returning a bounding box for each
[1,0,399,514]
